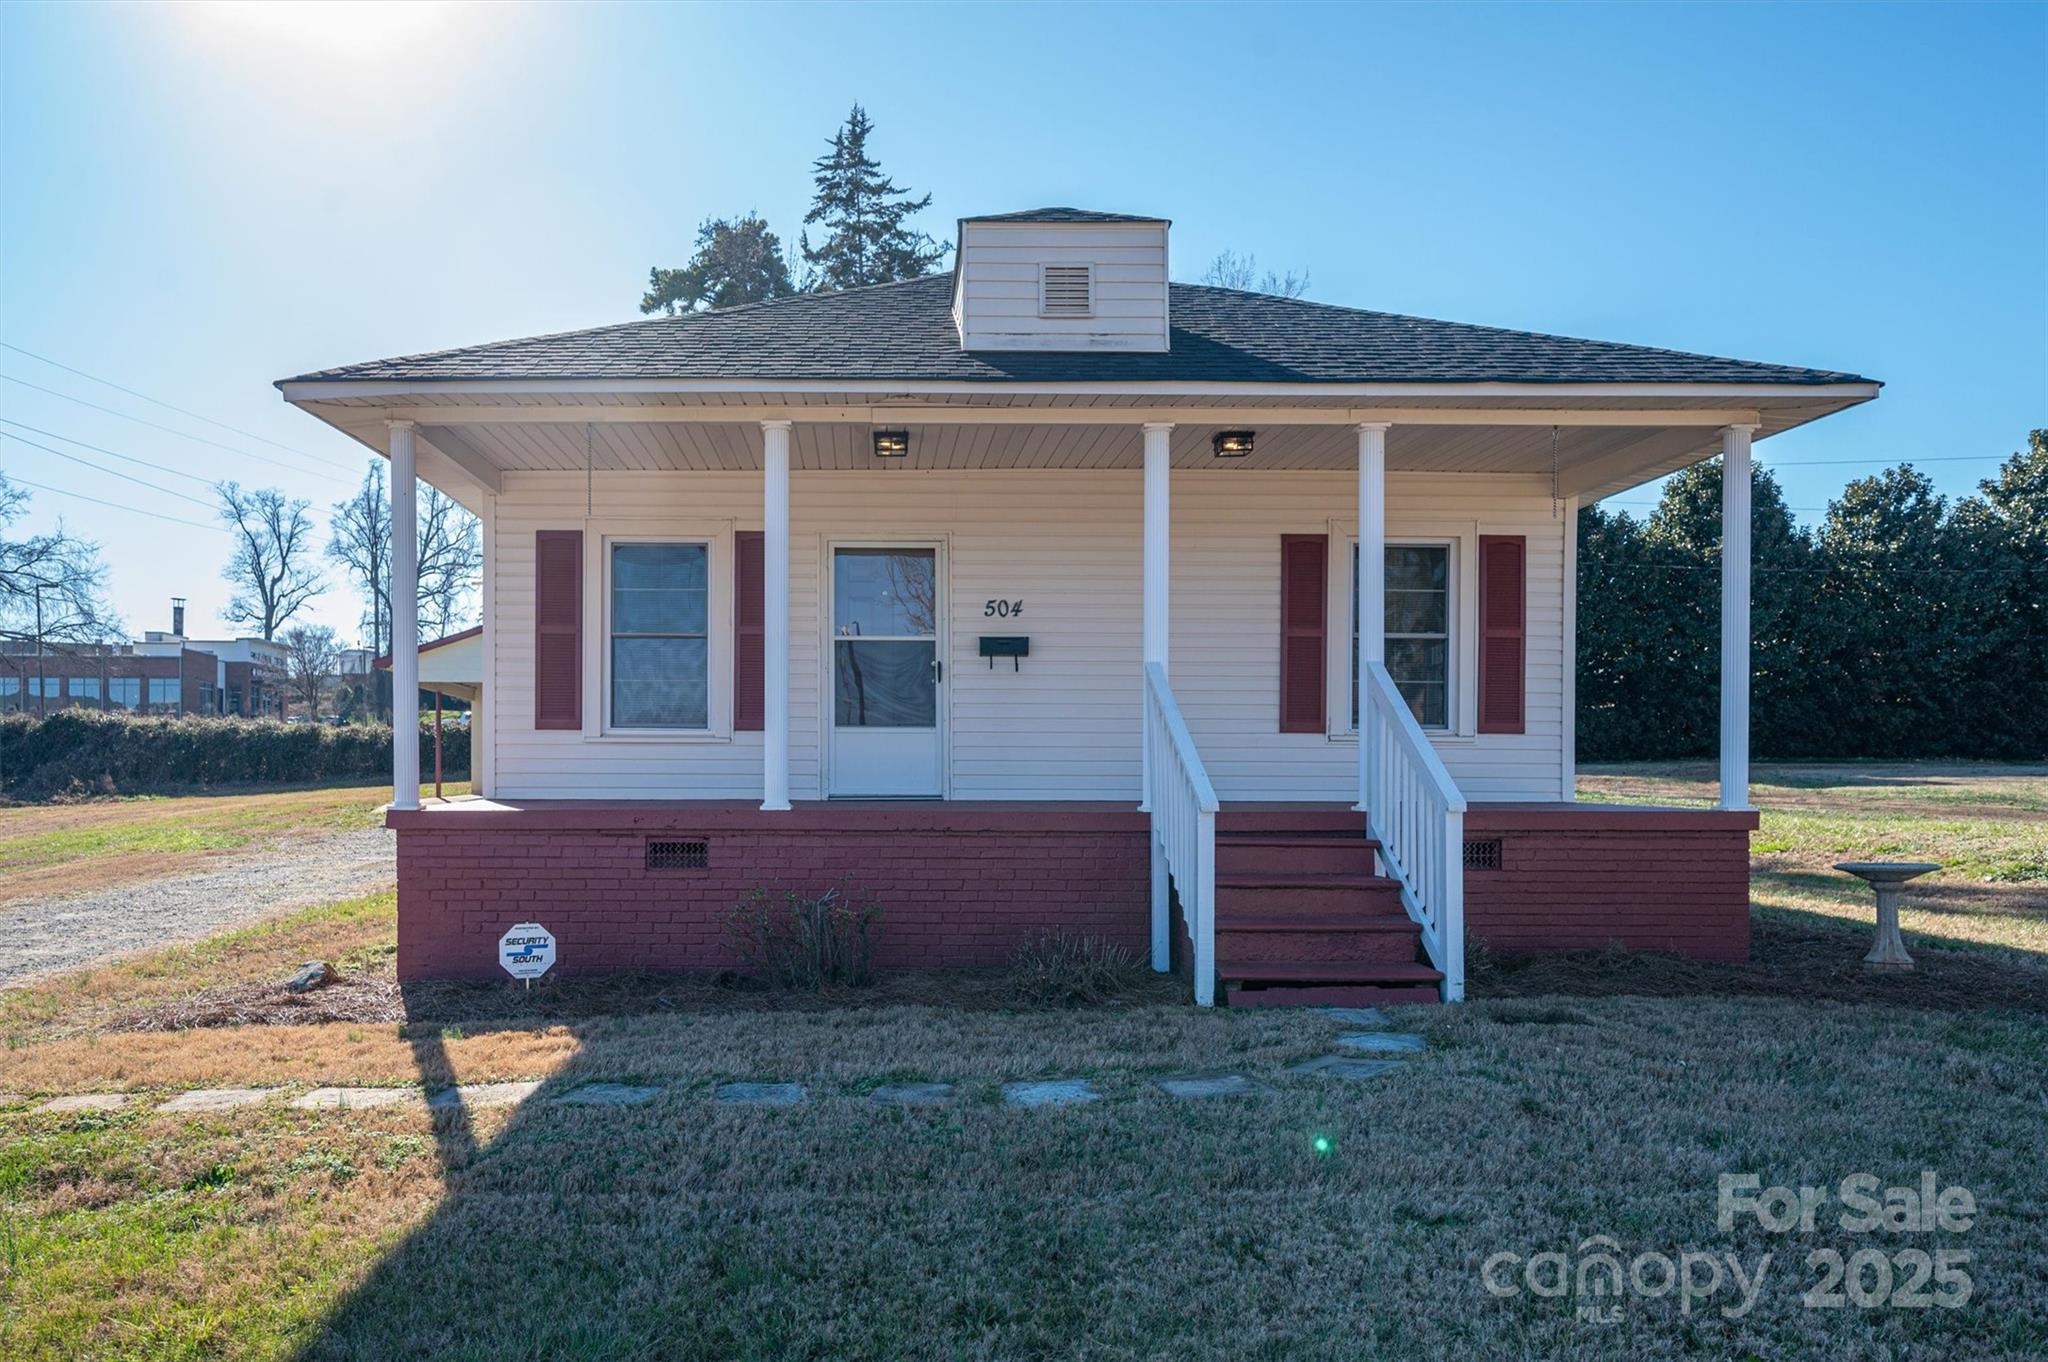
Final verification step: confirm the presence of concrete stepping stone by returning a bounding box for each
[555,1082,661,1107]
[291,1086,424,1111]
[37,1093,132,1113]
[716,1082,806,1107]
[1319,1006,1389,1027]
[1003,1079,1099,1109]
[1288,1056,1406,1080]
[1336,1032,1426,1054]
[158,1087,275,1113]
[427,1081,542,1111]
[870,1082,954,1107]
[1156,1073,1266,1100]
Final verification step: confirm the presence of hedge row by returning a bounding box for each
[0,710,471,800]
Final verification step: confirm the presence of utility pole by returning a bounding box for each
[33,581,45,719]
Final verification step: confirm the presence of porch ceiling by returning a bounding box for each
[285,385,1875,511]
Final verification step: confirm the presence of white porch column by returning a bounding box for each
[1139,422,1172,818]
[1719,424,1757,811]
[1355,422,1389,812]
[388,420,419,811]
[761,420,792,812]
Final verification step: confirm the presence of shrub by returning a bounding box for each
[1005,929,1145,1007]
[723,882,881,989]
[0,710,469,800]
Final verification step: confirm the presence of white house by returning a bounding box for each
[279,208,1878,1005]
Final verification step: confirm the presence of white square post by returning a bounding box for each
[1355,422,1389,813]
[1719,423,1757,811]
[761,420,792,812]
[388,419,419,811]
[1141,422,1172,969]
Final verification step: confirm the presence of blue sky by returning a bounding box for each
[3,1,2042,643]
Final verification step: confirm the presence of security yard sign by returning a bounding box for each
[498,922,557,982]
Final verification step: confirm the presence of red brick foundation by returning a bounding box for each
[1462,805,1758,962]
[388,801,1149,982]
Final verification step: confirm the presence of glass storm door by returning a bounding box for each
[829,545,943,796]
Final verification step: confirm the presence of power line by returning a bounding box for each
[0,418,217,487]
[0,340,359,469]
[1,431,218,510]
[0,373,358,487]
[1763,455,2010,467]
[1,472,225,532]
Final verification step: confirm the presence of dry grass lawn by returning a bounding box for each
[1,762,2044,1360]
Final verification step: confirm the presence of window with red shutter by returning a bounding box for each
[1478,535,1526,734]
[1279,534,1328,733]
[533,530,583,731]
[732,531,765,731]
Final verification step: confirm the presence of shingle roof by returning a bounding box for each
[963,207,1168,224]
[281,275,1875,387]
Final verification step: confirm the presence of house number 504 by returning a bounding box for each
[984,599,1024,618]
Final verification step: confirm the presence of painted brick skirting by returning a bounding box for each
[391,803,1149,982]
[1462,805,1758,962]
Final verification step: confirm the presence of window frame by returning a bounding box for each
[590,528,732,740]
[1327,523,1480,741]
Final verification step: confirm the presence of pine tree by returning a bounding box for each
[801,105,946,291]
[641,215,796,315]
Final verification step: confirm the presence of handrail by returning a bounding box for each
[1360,662,1468,1001]
[1143,662,1220,1006]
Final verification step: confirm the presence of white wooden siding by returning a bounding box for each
[487,469,1569,802]
[953,222,1169,352]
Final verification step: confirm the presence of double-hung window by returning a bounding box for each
[1353,543,1453,730]
[609,542,709,729]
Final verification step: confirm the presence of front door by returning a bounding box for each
[828,544,943,797]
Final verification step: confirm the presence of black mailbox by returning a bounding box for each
[979,635,1029,670]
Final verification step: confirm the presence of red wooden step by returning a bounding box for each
[1216,959,1445,987]
[1224,981,1442,1008]
[1216,834,1379,876]
[1216,873,1407,918]
[1217,916,1422,964]
[1215,808,1364,836]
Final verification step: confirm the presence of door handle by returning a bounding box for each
[931,657,943,684]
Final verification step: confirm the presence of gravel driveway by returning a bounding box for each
[0,827,397,988]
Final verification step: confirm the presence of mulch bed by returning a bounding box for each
[113,964,1188,1033]
[1471,911,2048,1014]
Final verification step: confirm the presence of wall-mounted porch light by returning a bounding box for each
[872,429,910,459]
[1212,429,1256,458]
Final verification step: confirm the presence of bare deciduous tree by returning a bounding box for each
[217,482,323,640]
[1200,248,1311,299]
[0,471,121,646]
[278,622,341,719]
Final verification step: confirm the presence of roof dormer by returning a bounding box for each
[951,208,1170,353]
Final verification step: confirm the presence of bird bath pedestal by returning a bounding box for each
[1834,862,1940,972]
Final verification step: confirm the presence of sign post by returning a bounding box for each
[498,922,556,989]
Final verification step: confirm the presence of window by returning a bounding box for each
[69,676,100,703]
[609,542,708,729]
[107,677,140,711]
[228,685,243,716]
[1353,543,1452,730]
[0,677,17,710]
[147,677,180,713]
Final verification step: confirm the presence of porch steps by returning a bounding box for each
[1212,828,1442,1007]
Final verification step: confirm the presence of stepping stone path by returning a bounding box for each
[556,1082,661,1107]
[37,1093,131,1114]
[158,1087,274,1113]
[1288,1055,1408,1080]
[291,1087,424,1111]
[428,1081,542,1110]
[870,1082,954,1107]
[1336,1032,1427,1054]
[1157,1073,1265,1100]
[1318,1007,1390,1027]
[1003,1079,1098,1109]
[717,1082,807,1107]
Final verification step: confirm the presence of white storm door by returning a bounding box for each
[828,544,944,797]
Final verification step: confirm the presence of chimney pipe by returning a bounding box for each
[171,597,186,638]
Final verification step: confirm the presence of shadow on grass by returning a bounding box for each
[1470,908,2048,1014]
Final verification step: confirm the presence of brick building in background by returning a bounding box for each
[0,598,289,718]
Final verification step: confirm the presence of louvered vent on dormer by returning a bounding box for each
[1039,263,1093,317]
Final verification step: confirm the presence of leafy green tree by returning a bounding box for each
[801,104,946,290]
[1946,431,2048,756]
[640,215,797,316]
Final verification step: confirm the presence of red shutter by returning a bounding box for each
[1279,534,1328,733]
[1478,534,1526,735]
[733,531,765,731]
[533,530,583,731]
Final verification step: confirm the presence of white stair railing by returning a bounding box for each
[1143,662,1220,1006]
[1360,662,1468,1001]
